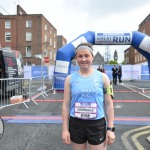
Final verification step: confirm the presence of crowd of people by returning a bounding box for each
[111,65,122,85]
[97,65,122,85]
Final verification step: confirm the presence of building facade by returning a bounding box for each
[124,14,150,65]
[0,5,59,66]
[57,35,67,49]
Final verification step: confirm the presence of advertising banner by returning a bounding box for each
[104,65,113,80]
[24,66,31,78]
[32,66,48,77]
[95,32,132,45]
[141,65,149,80]
[122,65,141,80]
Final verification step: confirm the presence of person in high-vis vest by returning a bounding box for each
[62,43,115,150]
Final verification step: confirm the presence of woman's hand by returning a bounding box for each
[62,130,71,144]
[105,130,116,145]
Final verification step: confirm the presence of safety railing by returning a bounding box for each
[0,78,36,108]
[43,74,68,94]
[0,74,68,109]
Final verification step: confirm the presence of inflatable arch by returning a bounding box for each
[54,31,150,76]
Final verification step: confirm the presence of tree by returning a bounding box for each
[109,60,118,64]
[121,60,125,64]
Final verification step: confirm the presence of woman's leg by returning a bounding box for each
[72,142,87,150]
[89,142,107,150]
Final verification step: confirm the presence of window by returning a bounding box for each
[44,49,48,56]
[135,55,137,63]
[50,51,52,60]
[26,46,32,57]
[137,54,140,62]
[54,41,56,48]
[26,32,32,41]
[5,32,11,42]
[5,46,11,50]
[26,20,32,28]
[50,29,52,34]
[45,25,47,30]
[5,21,11,28]
[26,62,31,66]
[45,35,47,42]
[50,38,52,46]
[63,41,66,46]
[140,54,142,61]
[54,32,56,38]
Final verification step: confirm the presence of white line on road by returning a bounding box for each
[122,83,150,99]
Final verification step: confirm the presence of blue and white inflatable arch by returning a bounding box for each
[54,31,150,75]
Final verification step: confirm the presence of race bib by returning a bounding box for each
[74,102,97,119]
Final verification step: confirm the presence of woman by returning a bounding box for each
[62,43,115,150]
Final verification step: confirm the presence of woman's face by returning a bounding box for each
[75,49,93,69]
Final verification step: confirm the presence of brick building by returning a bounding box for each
[124,14,150,64]
[0,5,59,66]
[57,35,67,49]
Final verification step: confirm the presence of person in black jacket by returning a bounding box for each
[112,65,118,85]
[97,65,103,72]
[118,66,122,84]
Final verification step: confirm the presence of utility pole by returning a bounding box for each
[104,45,111,64]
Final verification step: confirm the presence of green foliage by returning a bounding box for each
[121,60,125,64]
[109,60,118,64]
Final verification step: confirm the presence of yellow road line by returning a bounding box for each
[132,130,150,150]
[121,126,150,150]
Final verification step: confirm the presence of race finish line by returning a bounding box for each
[1,115,150,125]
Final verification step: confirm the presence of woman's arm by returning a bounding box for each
[102,73,115,144]
[62,75,71,144]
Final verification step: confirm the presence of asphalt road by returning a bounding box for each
[0,81,150,150]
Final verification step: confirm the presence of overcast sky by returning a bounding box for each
[0,0,150,63]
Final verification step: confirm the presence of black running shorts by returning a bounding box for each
[69,116,106,145]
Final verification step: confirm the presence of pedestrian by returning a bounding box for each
[62,43,115,150]
[118,66,122,84]
[97,65,103,72]
[112,65,118,85]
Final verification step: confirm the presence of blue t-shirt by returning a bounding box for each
[70,70,105,120]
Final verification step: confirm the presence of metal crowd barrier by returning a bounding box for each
[42,74,68,96]
[0,78,38,108]
[0,74,68,109]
